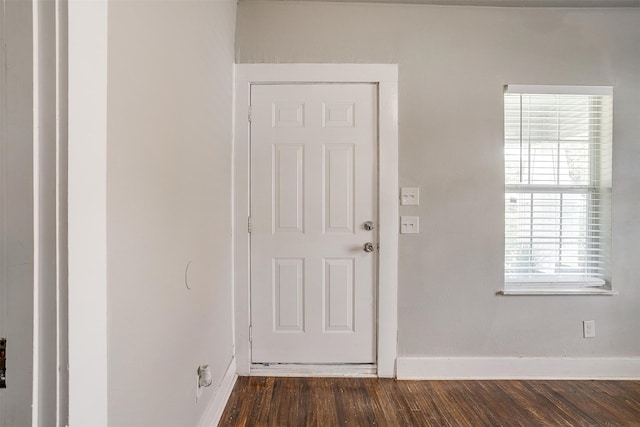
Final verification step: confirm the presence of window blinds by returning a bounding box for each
[504,85,613,287]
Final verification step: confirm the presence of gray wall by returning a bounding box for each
[0,1,34,425]
[236,2,640,358]
[1,1,67,425]
[107,1,236,425]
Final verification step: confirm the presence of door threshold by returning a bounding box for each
[250,363,377,378]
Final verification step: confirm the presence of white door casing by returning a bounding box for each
[250,84,377,364]
[234,64,398,377]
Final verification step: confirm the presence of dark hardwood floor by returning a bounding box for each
[219,377,640,426]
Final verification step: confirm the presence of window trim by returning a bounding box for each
[505,84,613,96]
[502,84,614,296]
[498,288,618,296]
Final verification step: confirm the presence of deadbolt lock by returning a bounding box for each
[364,221,375,231]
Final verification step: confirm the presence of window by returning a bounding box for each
[504,85,613,293]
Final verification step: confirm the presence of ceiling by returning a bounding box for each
[240,0,640,7]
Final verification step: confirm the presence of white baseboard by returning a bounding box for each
[198,357,237,427]
[397,357,640,380]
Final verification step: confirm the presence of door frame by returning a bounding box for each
[233,64,398,377]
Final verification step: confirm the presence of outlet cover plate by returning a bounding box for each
[583,320,596,338]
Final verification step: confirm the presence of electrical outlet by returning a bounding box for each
[583,320,596,338]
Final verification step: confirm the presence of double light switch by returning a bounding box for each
[400,216,419,234]
[400,187,419,206]
[400,187,420,234]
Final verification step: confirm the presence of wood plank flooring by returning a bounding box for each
[219,377,640,426]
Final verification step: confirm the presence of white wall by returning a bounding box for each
[236,3,640,361]
[107,0,237,425]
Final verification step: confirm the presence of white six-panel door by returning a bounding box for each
[250,84,378,364]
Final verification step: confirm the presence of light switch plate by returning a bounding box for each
[400,187,420,206]
[400,216,419,234]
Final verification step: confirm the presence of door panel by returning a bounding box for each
[324,143,354,233]
[250,84,377,364]
[273,144,304,233]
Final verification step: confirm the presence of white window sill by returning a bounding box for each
[500,277,616,295]
[498,287,618,296]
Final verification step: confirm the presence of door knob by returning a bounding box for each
[363,242,375,253]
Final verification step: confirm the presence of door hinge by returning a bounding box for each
[248,217,252,234]
[249,326,253,342]
[1,338,6,389]
[248,106,252,122]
